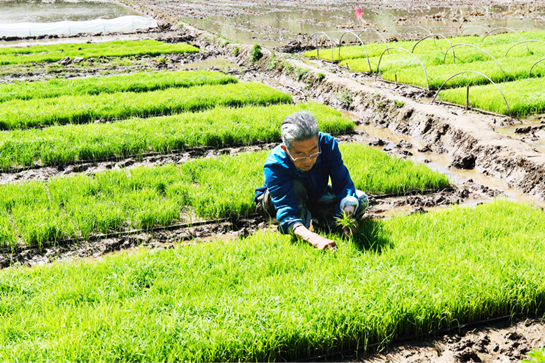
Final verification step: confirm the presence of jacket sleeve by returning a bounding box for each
[264,163,303,234]
[328,139,357,202]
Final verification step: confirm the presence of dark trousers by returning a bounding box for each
[256,180,369,229]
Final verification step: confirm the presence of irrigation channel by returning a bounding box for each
[1,1,545,362]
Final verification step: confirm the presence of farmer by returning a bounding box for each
[254,111,369,250]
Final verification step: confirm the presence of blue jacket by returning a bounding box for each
[254,132,357,234]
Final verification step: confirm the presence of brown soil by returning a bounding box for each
[0,217,261,268]
[309,316,545,362]
[120,0,545,26]
[0,29,212,84]
[0,142,277,185]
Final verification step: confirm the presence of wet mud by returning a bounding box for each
[121,0,545,48]
[310,316,545,363]
[0,142,278,185]
[0,217,260,269]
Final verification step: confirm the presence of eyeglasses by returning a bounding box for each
[287,150,321,162]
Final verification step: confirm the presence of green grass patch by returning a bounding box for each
[0,103,353,169]
[0,40,198,65]
[0,82,293,130]
[0,200,543,361]
[0,71,237,103]
[0,144,448,246]
[438,77,545,116]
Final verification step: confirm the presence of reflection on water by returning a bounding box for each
[182,2,545,48]
[0,0,141,24]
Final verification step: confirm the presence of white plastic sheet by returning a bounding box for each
[0,16,157,37]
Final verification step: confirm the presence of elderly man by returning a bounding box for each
[254,111,369,250]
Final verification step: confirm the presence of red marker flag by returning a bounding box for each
[355,6,363,22]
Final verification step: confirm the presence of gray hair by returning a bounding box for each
[281,111,319,150]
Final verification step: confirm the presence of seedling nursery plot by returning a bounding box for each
[0,39,199,65]
[0,200,544,361]
[0,81,293,130]
[439,77,545,116]
[305,30,545,116]
[0,102,354,169]
[0,70,238,102]
[0,144,448,247]
[0,35,537,362]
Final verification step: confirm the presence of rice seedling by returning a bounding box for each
[438,77,545,116]
[0,82,293,130]
[523,346,545,363]
[342,143,449,194]
[335,210,358,238]
[0,144,448,246]
[304,40,416,62]
[0,200,543,361]
[0,182,76,245]
[305,30,545,62]
[0,71,237,103]
[0,211,17,247]
[11,204,77,246]
[381,54,545,89]
[0,40,198,65]
[0,102,352,169]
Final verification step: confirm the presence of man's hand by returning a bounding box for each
[293,225,336,250]
[344,205,355,216]
[342,205,358,237]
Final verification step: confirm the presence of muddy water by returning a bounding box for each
[179,56,241,71]
[0,0,141,24]
[356,119,545,210]
[495,118,545,153]
[180,2,545,48]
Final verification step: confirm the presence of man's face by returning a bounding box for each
[281,136,320,172]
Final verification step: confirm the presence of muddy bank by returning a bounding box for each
[0,217,260,269]
[309,315,545,363]
[0,22,172,43]
[0,28,211,83]
[0,142,276,185]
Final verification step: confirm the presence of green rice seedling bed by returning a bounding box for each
[0,144,448,247]
[0,200,543,361]
[438,77,545,116]
[0,40,198,65]
[305,30,545,62]
[339,41,545,75]
[0,71,237,103]
[0,82,293,130]
[381,54,545,89]
[0,103,353,169]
